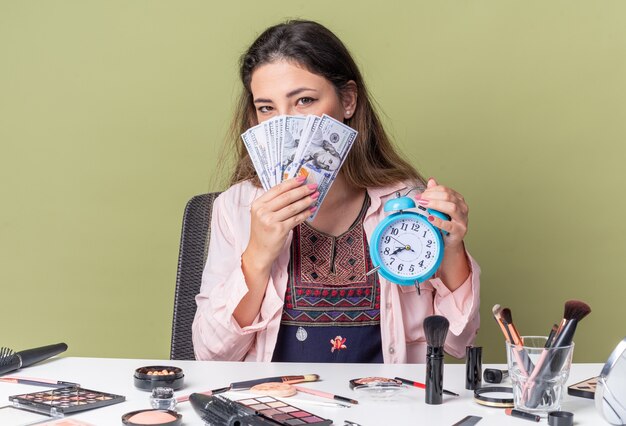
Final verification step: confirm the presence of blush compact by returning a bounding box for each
[133,366,184,391]
[122,409,182,426]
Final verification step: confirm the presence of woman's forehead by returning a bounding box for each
[250,60,331,98]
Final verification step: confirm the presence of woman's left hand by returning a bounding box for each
[416,178,469,250]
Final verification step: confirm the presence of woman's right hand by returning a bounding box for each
[243,177,319,274]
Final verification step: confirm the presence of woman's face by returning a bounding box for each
[250,60,353,123]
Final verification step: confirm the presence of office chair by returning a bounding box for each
[170,192,221,360]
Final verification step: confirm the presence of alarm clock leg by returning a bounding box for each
[414,281,421,295]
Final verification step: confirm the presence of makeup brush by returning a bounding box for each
[492,304,516,344]
[0,343,68,376]
[0,348,20,376]
[424,315,449,405]
[500,308,523,346]
[551,300,591,348]
[545,324,558,348]
[228,374,320,391]
[494,306,533,374]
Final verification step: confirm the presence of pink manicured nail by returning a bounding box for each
[311,191,320,200]
[417,199,430,206]
[307,183,318,190]
[414,193,422,200]
[296,176,306,183]
[428,215,435,222]
[310,206,318,213]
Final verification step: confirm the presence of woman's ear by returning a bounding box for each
[341,81,358,119]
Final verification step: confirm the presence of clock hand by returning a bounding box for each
[390,236,406,246]
[391,247,405,255]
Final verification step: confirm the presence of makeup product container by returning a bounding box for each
[484,368,509,384]
[465,346,482,390]
[134,366,184,391]
[150,387,177,411]
[121,409,182,426]
[349,377,405,400]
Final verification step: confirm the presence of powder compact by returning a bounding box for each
[349,377,405,400]
[134,366,184,391]
[8,386,125,416]
[121,409,181,426]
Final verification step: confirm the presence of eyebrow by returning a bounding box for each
[253,87,317,104]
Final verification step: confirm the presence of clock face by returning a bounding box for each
[376,215,442,281]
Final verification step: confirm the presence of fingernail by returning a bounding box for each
[428,215,435,222]
[311,191,319,200]
[310,206,318,213]
[307,183,318,190]
[417,199,429,206]
[296,176,306,183]
[414,193,422,200]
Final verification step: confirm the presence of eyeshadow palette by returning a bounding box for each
[236,396,332,425]
[567,376,598,399]
[9,386,125,416]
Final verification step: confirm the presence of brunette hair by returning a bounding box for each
[226,20,424,189]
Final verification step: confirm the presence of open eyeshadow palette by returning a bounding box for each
[235,396,332,425]
[9,386,125,416]
[192,393,332,426]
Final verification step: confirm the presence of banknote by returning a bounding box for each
[242,124,272,190]
[240,114,357,213]
[294,114,357,220]
[281,115,306,181]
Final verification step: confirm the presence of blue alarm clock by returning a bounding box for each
[368,192,449,294]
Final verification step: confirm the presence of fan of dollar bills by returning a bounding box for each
[241,114,358,219]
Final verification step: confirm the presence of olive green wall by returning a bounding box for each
[1,1,624,363]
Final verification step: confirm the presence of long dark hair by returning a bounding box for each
[226,20,424,189]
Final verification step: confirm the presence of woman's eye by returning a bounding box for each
[297,97,316,106]
[258,105,273,113]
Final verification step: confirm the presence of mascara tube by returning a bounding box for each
[425,344,444,405]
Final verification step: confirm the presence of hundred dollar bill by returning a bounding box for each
[242,124,272,190]
[281,115,306,182]
[295,114,357,220]
[262,119,276,187]
[285,115,321,180]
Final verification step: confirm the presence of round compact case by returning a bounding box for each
[133,366,184,391]
[122,409,182,426]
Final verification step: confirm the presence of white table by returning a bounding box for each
[0,357,605,425]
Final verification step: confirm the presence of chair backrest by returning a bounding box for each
[170,192,221,360]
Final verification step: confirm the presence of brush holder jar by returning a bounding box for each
[506,336,575,415]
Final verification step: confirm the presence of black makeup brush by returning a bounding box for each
[0,348,21,376]
[0,343,68,376]
[424,315,449,405]
[551,300,591,348]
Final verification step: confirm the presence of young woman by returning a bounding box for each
[192,20,480,363]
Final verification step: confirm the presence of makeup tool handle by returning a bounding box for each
[425,349,444,405]
[16,343,68,368]
[0,356,21,376]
